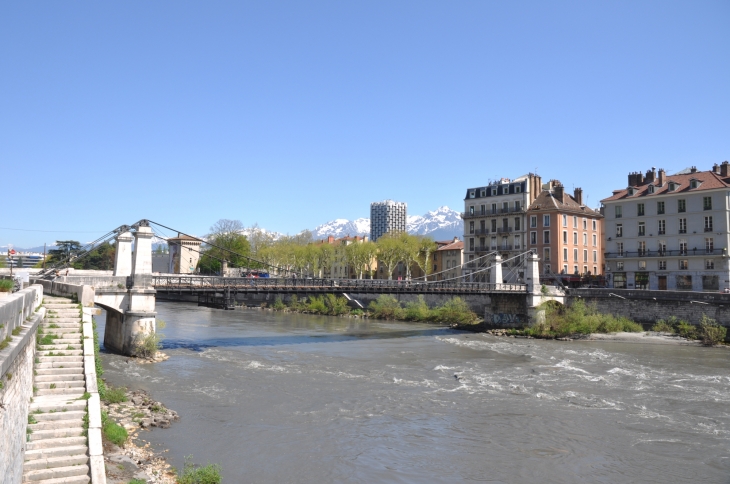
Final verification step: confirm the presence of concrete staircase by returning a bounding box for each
[23,297,90,483]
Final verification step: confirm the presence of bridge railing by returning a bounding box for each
[151,276,527,293]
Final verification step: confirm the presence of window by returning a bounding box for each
[614,271,626,288]
[515,200,521,211]
[691,179,699,189]
[583,265,588,275]
[617,261,624,270]
[530,216,537,228]
[563,231,568,244]
[703,275,719,291]
[543,215,550,227]
[678,199,686,212]
[583,218,587,230]
[679,239,688,255]
[635,271,649,289]
[543,247,550,262]
[480,205,486,215]
[563,264,568,274]
[469,221,474,234]
[502,202,509,213]
[491,236,497,249]
[469,238,474,251]
[491,219,497,232]
[543,231,550,244]
[573,248,578,261]
[658,219,665,235]
[593,250,597,262]
[669,182,678,192]
[649,185,655,194]
[659,260,667,270]
[480,189,486,197]
[593,266,597,275]
[616,224,623,237]
[469,206,474,215]
[615,206,622,218]
[491,188,497,196]
[703,196,712,210]
[515,185,522,193]
[638,222,645,236]
[530,231,537,245]
[638,260,646,270]
[592,234,597,246]
[704,216,713,232]
[679,260,689,270]
[638,240,646,256]
[657,201,665,214]
[592,220,597,231]
[583,233,587,246]
[706,237,714,253]
[492,203,497,214]
[676,275,692,290]
[637,203,645,216]
[544,264,551,274]
[573,232,578,244]
[679,218,687,234]
[562,214,567,227]
[617,242,624,256]
[583,249,588,262]
[573,265,579,274]
[514,235,521,249]
[658,240,667,254]
[514,217,521,231]
[469,191,475,198]
[573,216,578,228]
[563,247,568,261]
[706,260,715,270]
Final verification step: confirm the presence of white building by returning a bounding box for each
[370,200,407,242]
[601,164,730,291]
[461,174,542,282]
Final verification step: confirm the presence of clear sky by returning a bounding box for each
[2,1,728,248]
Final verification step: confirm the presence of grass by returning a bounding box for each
[48,323,60,329]
[526,300,643,338]
[128,479,147,484]
[37,333,59,346]
[28,414,37,425]
[652,315,727,345]
[369,295,480,325]
[102,386,127,404]
[132,319,165,358]
[12,326,22,336]
[101,411,128,446]
[0,336,12,350]
[150,404,163,413]
[177,455,222,484]
[50,383,56,389]
[0,280,14,292]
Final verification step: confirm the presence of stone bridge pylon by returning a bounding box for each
[95,223,157,355]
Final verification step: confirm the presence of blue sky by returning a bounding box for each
[2,1,728,248]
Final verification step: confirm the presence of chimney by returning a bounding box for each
[553,184,564,201]
[636,171,644,184]
[628,172,636,187]
[713,163,720,174]
[721,161,730,177]
[658,169,666,186]
[574,187,583,205]
[645,169,655,183]
[690,166,697,173]
[328,235,334,243]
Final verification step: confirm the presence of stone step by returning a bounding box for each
[42,338,83,345]
[36,380,86,390]
[28,427,84,441]
[24,444,89,461]
[35,374,85,383]
[37,335,82,342]
[33,410,86,422]
[38,344,82,351]
[22,464,90,482]
[30,418,84,431]
[38,356,83,363]
[26,436,87,451]
[36,370,84,377]
[43,304,80,309]
[24,475,90,484]
[30,400,86,413]
[23,453,89,472]
[37,350,84,357]
[36,362,83,369]
[44,319,81,325]
[35,388,85,397]
[40,323,81,329]
[40,328,81,335]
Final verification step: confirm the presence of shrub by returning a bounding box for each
[652,320,675,333]
[528,300,642,337]
[368,295,404,320]
[306,295,328,314]
[133,319,165,358]
[178,455,222,484]
[698,314,727,346]
[272,297,286,311]
[324,294,350,316]
[403,296,431,322]
[0,280,14,292]
[288,295,306,312]
[676,321,696,339]
[101,411,128,446]
[433,297,480,325]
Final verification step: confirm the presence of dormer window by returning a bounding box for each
[480,189,486,197]
[690,179,700,189]
[469,191,475,198]
[491,188,497,196]
[628,187,635,196]
[668,182,677,192]
[515,185,522,193]
[648,185,655,194]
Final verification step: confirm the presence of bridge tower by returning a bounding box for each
[102,223,157,356]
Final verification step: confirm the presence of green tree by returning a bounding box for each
[48,241,82,264]
[198,219,251,274]
[397,233,421,280]
[376,233,402,280]
[416,237,438,281]
[73,242,115,270]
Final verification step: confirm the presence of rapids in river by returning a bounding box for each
[98,302,730,483]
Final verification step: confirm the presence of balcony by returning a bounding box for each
[472,228,490,236]
[705,227,714,232]
[497,227,514,234]
[604,248,726,258]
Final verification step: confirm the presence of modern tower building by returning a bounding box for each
[370,200,407,242]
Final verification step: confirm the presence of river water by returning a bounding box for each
[97,302,730,483]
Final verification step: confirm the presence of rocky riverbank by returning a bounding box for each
[103,388,180,484]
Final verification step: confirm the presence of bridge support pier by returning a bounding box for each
[101,224,157,356]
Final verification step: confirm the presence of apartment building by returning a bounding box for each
[432,238,464,281]
[370,200,407,242]
[601,163,730,291]
[461,173,542,282]
[527,182,604,278]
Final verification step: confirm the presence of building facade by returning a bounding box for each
[461,174,542,282]
[432,238,464,281]
[370,200,407,242]
[167,234,202,274]
[601,164,730,291]
[527,182,604,279]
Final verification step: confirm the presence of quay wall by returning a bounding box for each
[0,286,44,483]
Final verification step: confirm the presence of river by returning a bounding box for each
[97,302,730,483]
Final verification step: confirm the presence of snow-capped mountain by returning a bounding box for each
[309,206,463,241]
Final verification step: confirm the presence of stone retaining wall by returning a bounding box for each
[0,286,44,484]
